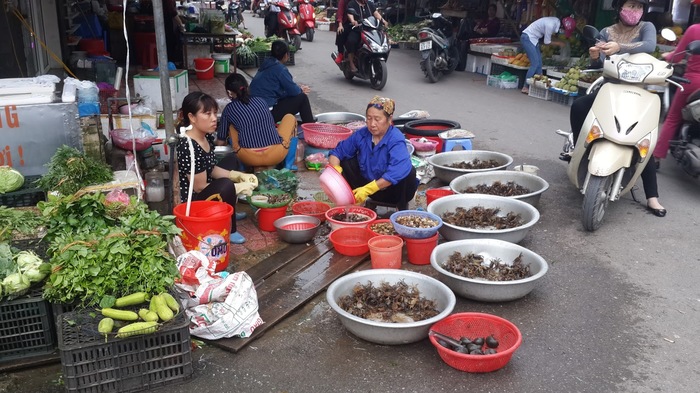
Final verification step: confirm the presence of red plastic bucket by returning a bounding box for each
[79,38,105,56]
[405,233,439,265]
[426,188,455,206]
[194,58,215,80]
[173,201,233,272]
[257,206,288,232]
[368,235,404,269]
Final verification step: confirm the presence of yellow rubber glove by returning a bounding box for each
[352,181,380,204]
[332,165,343,174]
[234,181,257,197]
[229,170,259,187]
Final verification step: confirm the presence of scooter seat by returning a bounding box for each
[687,89,700,105]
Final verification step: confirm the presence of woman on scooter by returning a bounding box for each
[654,23,700,165]
[328,96,417,210]
[249,40,315,124]
[176,92,259,244]
[345,0,389,73]
[216,73,297,169]
[567,0,666,217]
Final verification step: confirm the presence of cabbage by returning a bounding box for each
[24,263,51,283]
[0,166,24,194]
[2,272,30,294]
[15,250,43,273]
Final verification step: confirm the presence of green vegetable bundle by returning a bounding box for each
[37,146,113,196]
[0,206,45,242]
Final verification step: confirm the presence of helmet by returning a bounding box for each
[561,16,576,38]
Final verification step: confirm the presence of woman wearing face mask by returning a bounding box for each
[328,96,418,210]
[566,0,666,217]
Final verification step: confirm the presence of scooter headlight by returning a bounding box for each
[636,133,652,161]
[617,60,653,83]
[583,119,604,147]
[371,41,389,52]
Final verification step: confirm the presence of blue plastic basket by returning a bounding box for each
[390,210,443,239]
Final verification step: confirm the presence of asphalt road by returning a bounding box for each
[4,13,700,393]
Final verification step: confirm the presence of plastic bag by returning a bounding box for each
[284,136,299,171]
[175,251,263,340]
[257,168,299,197]
[109,127,157,151]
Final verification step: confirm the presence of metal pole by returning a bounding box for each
[151,0,177,213]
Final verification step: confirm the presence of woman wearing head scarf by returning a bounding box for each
[328,96,418,210]
[565,0,665,217]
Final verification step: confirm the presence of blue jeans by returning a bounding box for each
[520,33,542,87]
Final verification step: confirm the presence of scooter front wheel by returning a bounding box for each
[305,28,314,42]
[581,174,613,231]
[370,58,388,90]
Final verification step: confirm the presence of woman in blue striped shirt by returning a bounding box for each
[216,73,297,168]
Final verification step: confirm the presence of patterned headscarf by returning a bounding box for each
[367,96,395,117]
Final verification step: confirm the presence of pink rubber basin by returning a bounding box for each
[319,165,355,206]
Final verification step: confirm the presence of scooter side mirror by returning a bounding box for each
[582,25,599,46]
[688,40,700,55]
[660,28,677,43]
[432,12,441,19]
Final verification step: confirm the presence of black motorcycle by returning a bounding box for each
[662,40,700,177]
[418,13,460,83]
[331,16,390,90]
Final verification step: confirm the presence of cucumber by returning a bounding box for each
[115,292,150,308]
[152,294,174,322]
[101,308,139,321]
[98,318,114,335]
[138,308,160,322]
[160,292,180,313]
[115,321,158,338]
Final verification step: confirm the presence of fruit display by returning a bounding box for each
[508,53,530,67]
[531,74,553,88]
[540,44,559,58]
[553,67,581,93]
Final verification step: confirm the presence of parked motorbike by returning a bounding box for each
[331,16,390,90]
[556,25,687,231]
[224,1,244,26]
[266,0,302,49]
[295,0,316,42]
[418,13,459,83]
[662,40,700,177]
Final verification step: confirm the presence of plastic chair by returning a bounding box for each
[442,138,473,152]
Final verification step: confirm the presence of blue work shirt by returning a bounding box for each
[330,125,412,185]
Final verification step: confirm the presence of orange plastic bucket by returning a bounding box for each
[257,206,288,232]
[405,233,439,265]
[426,188,454,206]
[368,235,404,269]
[173,201,233,272]
[194,58,215,80]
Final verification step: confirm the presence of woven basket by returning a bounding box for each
[301,123,352,149]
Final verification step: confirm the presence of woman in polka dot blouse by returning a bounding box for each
[176,92,258,244]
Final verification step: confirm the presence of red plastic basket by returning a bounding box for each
[429,312,522,373]
[302,123,352,149]
[329,227,377,256]
[292,201,331,222]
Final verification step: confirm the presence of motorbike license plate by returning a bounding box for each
[419,41,432,51]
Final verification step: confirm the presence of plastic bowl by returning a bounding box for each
[389,210,443,239]
[328,227,376,256]
[427,150,513,184]
[449,171,550,208]
[292,201,331,222]
[273,215,321,244]
[427,194,540,244]
[429,312,522,373]
[430,239,549,302]
[319,166,355,206]
[326,269,456,345]
[409,137,439,152]
[325,206,377,232]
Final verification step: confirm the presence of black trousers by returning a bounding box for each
[340,156,418,210]
[569,91,659,199]
[345,26,362,53]
[335,24,349,53]
[265,11,278,36]
[193,154,243,232]
[271,93,314,123]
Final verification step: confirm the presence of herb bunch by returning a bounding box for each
[0,207,46,241]
[36,146,113,196]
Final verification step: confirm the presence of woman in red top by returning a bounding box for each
[473,4,500,38]
[654,24,700,164]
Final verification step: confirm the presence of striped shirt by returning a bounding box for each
[217,97,282,148]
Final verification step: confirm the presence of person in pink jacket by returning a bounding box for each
[654,24,700,165]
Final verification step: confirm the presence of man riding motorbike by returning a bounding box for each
[263,0,281,37]
[345,0,388,73]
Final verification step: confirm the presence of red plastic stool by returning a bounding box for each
[143,41,158,69]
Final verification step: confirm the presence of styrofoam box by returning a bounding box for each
[133,70,188,111]
[467,55,492,75]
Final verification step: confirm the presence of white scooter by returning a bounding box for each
[557,26,687,231]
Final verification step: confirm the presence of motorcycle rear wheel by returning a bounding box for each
[581,174,613,231]
[306,29,314,42]
[370,58,388,90]
[424,50,440,83]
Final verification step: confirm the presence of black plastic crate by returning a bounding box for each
[58,309,193,393]
[236,54,258,69]
[255,50,295,67]
[0,175,45,207]
[0,289,56,363]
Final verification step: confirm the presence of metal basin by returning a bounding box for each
[426,194,540,244]
[273,215,321,244]
[430,239,549,302]
[326,269,456,345]
[427,150,513,184]
[449,170,550,208]
[315,112,366,124]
